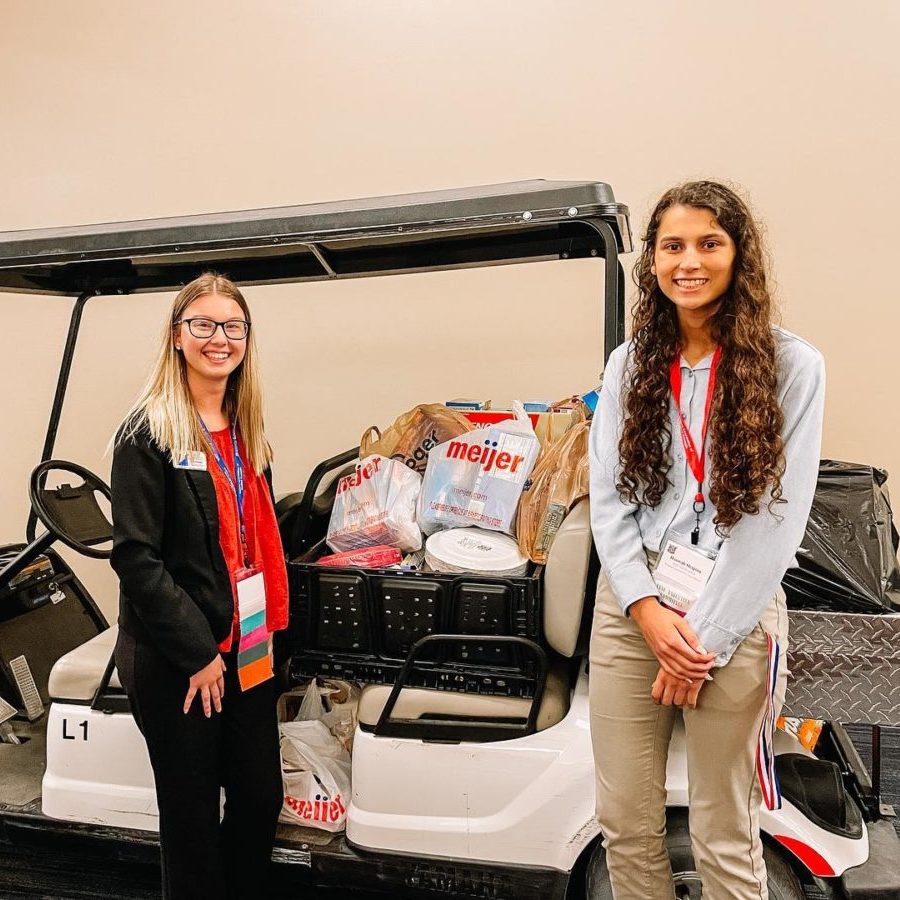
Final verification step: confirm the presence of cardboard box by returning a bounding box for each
[445,398,491,410]
[462,409,574,447]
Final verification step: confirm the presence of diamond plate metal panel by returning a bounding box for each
[785,610,900,726]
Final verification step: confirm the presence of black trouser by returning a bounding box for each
[115,630,283,900]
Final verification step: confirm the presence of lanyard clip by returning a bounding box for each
[692,483,704,546]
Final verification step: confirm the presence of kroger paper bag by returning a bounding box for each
[360,403,475,474]
[327,455,422,553]
[417,402,541,536]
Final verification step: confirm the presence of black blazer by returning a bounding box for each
[110,425,274,676]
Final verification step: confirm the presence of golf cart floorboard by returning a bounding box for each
[0,802,342,860]
[0,828,161,899]
[842,819,900,897]
[0,803,571,899]
[0,719,47,810]
[0,808,335,897]
[277,821,337,847]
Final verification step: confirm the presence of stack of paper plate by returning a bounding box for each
[425,528,528,576]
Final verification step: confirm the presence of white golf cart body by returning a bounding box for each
[0,181,898,899]
[43,623,866,875]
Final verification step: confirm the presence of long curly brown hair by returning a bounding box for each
[618,181,785,531]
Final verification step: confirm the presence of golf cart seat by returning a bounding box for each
[288,497,596,716]
[357,658,571,733]
[542,497,595,658]
[352,499,595,738]
[48,625,120,702]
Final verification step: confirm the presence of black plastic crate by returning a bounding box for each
[287,549,545,698]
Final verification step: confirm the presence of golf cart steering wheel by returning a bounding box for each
[29,460,113,560]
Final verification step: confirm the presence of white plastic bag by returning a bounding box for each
[279,719,352,832]
[317,679,361,754]
[326,454,422,553]
[417,401,541,536]
[280,678,360,753]
[297,679,325,721]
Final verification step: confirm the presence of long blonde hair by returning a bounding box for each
[117,273,273,473]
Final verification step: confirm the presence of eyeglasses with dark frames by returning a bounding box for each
[175,317,251,340]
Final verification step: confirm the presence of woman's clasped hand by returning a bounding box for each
[629,595,715,689]
[650,669,705,710]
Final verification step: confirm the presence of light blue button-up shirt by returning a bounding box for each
[588,326,826,666]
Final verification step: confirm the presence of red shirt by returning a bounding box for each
[207,428,289,652]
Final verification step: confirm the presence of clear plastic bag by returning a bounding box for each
[327,455,422,553]
[417,401,541,536]
[297,678,325,721]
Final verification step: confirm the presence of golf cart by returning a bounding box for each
[0,181,898,899]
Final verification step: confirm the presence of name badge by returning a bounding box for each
[652,537,717,616]
[234,566,273,692]
[173,451,207,471]
[235,567,266,619]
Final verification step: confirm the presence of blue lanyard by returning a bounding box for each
[198,417,249,567]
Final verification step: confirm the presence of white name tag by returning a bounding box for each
[173,451,208,471]
[236,569,267,620]
[652,538,717,616]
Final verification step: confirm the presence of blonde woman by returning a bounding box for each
[111,273,288,899]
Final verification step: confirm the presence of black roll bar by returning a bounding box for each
[373,634,549,743]
[26,291,95,542]
[4,183,631,538]
[581,217,626,367]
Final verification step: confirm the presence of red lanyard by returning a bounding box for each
[669,347,722,544]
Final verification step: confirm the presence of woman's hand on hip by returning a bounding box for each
[629,597,716,680]
[184,654,226,717]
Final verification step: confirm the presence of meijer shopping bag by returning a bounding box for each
[326,455,422,553]
[417,402,541,536]
[279,719,352,833]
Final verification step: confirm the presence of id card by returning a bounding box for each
[652,538,717,616]
[234,566,274,691]
[235,566,266,619]
[173,451,208,471]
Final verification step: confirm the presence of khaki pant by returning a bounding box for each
[589,565,788,900]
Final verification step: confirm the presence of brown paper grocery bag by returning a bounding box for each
[360,403,475,473]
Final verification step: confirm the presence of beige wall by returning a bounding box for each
[2,1,899,619]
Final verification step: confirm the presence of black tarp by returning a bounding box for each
[783,460,900,613]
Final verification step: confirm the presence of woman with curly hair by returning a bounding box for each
[588,181,825,898]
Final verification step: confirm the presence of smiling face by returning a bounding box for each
[653,205,736,318]
[174,292,248,388]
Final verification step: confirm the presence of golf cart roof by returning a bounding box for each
[0,180,630,296]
